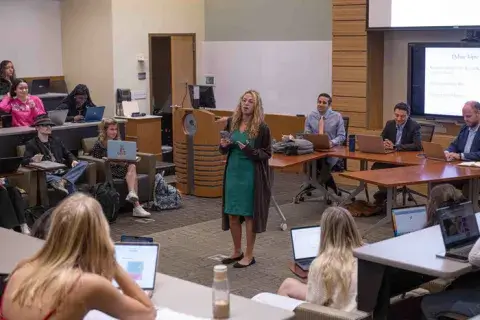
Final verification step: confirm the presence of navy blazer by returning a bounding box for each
[381,118,422,151]
[447,126,480,161]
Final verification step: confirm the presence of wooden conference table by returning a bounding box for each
[0,228,294,319]
[353,213,480,318]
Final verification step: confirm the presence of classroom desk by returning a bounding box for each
[0,228,43,274]
[353,214,480,317]
[269,152,339,230]
[153,273,294,319]
[340,163,480,234]
[0,228,293,320]
[325,148,426,166]
[0,120,125,158]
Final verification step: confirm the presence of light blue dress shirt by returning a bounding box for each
[304,108,346,146]
[395,123,406,146]
[462,125,479,159]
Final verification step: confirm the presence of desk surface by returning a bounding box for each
[326,147,425,165]
[269,152,325,168]
[353,214,480,278]
[340,162,480,187]
[153,274,294,319]
[115,115,162,120]
[0,93,67,100]
[0,228,43,274]
[0,119,126,137]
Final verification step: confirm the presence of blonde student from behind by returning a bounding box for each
[0,193,156,320]
[276,206,363,312]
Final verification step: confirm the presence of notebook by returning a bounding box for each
[113,242,160,290]
[107,140,137,161]
[290,225,321,271]
[391,205,427,237]
[436,201,479,262]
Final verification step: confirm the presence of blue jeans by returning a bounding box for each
[46,161,88,194]
[421,289,480,319]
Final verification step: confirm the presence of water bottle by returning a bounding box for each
[348,134,356,152]
[212,265,230,319]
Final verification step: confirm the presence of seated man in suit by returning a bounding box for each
[22,114,88,195]
[304,93,345,192]
[445,101,480,161]
[372,102,422,204]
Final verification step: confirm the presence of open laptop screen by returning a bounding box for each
[291,226,321,260]
[437,201,479,249]
[391,205,427,237]
[113,243,159,290]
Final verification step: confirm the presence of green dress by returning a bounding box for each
[224,130,255,217]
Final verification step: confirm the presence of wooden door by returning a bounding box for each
[170,35,196,108]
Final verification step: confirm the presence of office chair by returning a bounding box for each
[293,116,354,205]
[1,114,12,128]
[397,123,435,205]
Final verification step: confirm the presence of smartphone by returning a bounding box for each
[220,130,231,140]
[120,235,154,243]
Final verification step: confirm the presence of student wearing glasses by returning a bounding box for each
[57,84,96,123]
[0,79,45,127]
[370,102,422,205]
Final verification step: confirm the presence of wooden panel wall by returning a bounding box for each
[332,0,383,132]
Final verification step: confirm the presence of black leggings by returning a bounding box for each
[0,186,27,229]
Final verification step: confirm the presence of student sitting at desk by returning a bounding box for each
[304,93,345,193]
[0,79,46,127]
[371,102,422,205]
[90,118,151,218]
[0,193,157,320]
[275,207,363,312]
[22,114,88,195]
[444,101,480,161]
[0,178,30,235]
[57,84,96,123]
[0,60,16,95]
[425,183,465,228]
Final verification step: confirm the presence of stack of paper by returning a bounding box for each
[457,162,480,167]
[84,308,211,320]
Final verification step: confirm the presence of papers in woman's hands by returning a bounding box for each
[84,308,211,320]
[457,162,480,168]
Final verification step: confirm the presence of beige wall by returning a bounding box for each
[383,30,464,123]
[111,0,205,114]
[61,0,115,115]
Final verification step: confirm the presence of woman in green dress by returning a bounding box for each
[219,90,272,268]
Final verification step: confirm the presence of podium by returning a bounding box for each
[172,107,225,197]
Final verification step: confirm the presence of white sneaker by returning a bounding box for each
[133,206,151,217]
[20,223,31,235]
[126,190,139,203]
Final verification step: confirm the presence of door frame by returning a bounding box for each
[148,33,197,114]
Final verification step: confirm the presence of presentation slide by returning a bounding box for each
[369,0,480,28]
[424,47,480,116]
[292,227,321,260]
[113,245,158,289]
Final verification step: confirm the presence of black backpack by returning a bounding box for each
[90,181,120,223]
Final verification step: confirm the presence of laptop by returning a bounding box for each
[291,225,321,271]
[391,205,427,237]
[30,79,50,95]
[357,135,395,154]
[83,106,105,122]
[113,242,160,293]
[303,134,331,150]
[422,141,451,162]
[48,109,68,126]
[0,157,23,174]
[436,201,480,262]
[107,140,137,161]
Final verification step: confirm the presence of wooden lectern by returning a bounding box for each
[172,107,225,198]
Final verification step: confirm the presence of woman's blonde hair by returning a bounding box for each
[425,184,465,227]
[10,193,116,308]
[98,118,120,146]
[316,207,363,306]
[230,90,264,139]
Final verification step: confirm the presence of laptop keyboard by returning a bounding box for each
[450,244,474,257]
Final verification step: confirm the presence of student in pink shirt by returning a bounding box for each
[0,78,46,127]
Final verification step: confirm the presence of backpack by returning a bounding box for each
[90,181,120,223]
[150,173,181,211]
